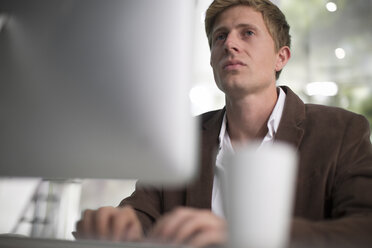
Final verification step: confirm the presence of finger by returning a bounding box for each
[125,221,143,242]
[188,229,227,248]
[149,215,172,242]
[150,208,195,242]
[172,210,223,244]
[111,211,129,241]
[150,208,182,239]
[94,207,115,240]
[112,210,135,241]
[172,214,205,244]
[80,209,94,238]
[111,207,143,242]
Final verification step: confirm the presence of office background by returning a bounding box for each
[1,0,371,240]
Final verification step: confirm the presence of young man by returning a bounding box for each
[75,0,372,247]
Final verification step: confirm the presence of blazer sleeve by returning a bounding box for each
[117,182,188,234]
[290,114,372,248]
[118,183,163,234]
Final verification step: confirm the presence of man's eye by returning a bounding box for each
[245,30,254,36]
[215,33,226,41]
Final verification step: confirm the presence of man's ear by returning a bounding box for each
[275,46,291,72]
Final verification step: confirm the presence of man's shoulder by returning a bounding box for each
[302,103,370,134]
[282,85,367,125]
[198,109,223,121]
[195,108,225,133]
[305,103,365,122]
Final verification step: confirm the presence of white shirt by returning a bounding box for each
[212,87,287,218]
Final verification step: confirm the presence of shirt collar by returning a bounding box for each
[218,87,287,148]
[266,87,286,140]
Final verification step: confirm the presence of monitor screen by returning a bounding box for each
[0,0,198,185]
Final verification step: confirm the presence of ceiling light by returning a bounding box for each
[306,82,338,96]
[326,2,337,12]
[335,48,346,59]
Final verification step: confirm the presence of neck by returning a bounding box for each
[225,85,278,146]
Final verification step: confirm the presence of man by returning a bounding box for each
[75,0,372,247]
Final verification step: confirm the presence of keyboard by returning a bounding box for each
[0,235,191,248]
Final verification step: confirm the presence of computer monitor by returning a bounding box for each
[0,0,198,185]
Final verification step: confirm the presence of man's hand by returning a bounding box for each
[74,206,143,242]
[149,207,227,247]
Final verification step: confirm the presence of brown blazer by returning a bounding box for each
[120,86,372,248]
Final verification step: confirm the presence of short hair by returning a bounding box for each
[205,0,291,79]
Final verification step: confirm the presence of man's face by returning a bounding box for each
[210,5,281,98]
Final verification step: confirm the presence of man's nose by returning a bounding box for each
[224,33,240,53]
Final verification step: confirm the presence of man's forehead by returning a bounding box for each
[212,5,264,33]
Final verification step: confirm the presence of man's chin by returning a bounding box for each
[223,81,276,97]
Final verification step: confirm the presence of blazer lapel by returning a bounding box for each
[275,86,305,150]
[186,109,225,209]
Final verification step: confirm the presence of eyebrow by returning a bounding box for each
[212,23,260,36]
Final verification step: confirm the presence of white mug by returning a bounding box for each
[223,141,298,248]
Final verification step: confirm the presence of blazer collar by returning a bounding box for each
[200,86,306,150]
[275,86,305,150]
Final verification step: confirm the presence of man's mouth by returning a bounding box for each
[223,60,246,70]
